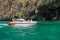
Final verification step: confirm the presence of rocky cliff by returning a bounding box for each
[0,0,60,20]
[0,0,42,20]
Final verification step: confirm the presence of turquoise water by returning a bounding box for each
[0,21,60,40]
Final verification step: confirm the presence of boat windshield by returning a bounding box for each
[16,19,26,22]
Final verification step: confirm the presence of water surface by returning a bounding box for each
[0,21,60,40]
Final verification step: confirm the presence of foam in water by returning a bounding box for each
[0,24,8,26]
[0,26,3,28]
[14,24,36,27]
[0,24,8,28]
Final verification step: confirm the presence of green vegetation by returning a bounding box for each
[0,0,60,20]
[0,0,43,20]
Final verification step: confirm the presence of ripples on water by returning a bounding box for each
[0,21,60,40]
[0,21,38,40]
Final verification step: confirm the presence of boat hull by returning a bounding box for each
[8,21,37,26]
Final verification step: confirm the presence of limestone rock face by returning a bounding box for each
[0,0,43,20]
[0,0,59,20]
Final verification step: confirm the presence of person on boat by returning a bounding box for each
[12,19,15,21]
[28,19,32,22]
[27,18,32,22]
[12,18,17,22]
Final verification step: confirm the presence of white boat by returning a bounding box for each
[8,19,37,26]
